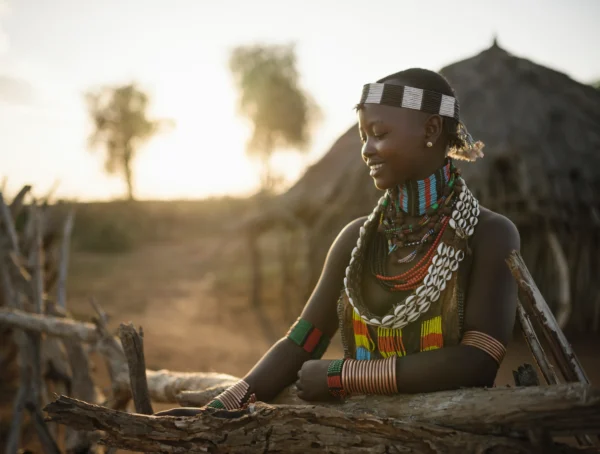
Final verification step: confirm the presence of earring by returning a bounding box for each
[426,141,433,148]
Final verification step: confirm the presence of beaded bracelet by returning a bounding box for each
[341,356,398,395]
[206,380,251,410]
[461,331,506,365]
[287,318,330,359]
[327,359,347,398]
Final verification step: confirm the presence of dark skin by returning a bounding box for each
[155,80,520,416]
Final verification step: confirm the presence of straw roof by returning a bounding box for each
[264,42,600,331]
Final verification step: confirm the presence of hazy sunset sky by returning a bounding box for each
[0,0,599,200]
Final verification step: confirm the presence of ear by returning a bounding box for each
[424,115,443,145]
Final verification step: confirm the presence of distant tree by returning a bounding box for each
[594,80,600,90]
[85,83,173,201]
[229,43,320,194]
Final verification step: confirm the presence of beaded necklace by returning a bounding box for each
[344,163,480,330]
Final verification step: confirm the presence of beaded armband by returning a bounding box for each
[327,359,347,398]
[286,318,330,359]
[460,331,507,365]
[206,380,253,410]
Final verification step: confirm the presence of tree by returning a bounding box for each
[85,83,172,201]
[229,44,320,194]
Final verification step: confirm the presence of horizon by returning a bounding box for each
[1,0,599,201]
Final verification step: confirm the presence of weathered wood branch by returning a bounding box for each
[180,382,600,438]
[0,307,99,342]
[146,370,239,404]
[0,307,241,403]
[506,251,589,384]
[9,185,31,220]
[517,303,559,385]
[56,208,74,310]
[118,323,153,415]
[44,394,598,454]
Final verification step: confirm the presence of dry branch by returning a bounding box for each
[0,306,242,404]
[56,208,74,310]
[517,303,559,385]
[9,185,31,219]
[506,251,589,384]
[0,307,99,342]
[118,323,153,415]
[146,370,239,403]
[44,393,598,454]
[180,382,600,438]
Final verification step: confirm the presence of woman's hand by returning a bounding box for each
[296,359,337,401]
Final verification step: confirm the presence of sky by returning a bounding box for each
[0,0,599,201]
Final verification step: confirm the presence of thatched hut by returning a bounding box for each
[248,41,600,333]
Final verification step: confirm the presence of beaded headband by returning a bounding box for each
[360,84,460,121]
[358,83,485,162]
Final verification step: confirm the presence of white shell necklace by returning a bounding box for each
[344,177,480,330]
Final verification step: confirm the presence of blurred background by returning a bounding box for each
[1,0,600,449]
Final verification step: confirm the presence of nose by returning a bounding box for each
[361,138,377,163]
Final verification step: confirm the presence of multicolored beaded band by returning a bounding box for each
[327,359,347,398]
[461,331,507,365]
[341,356,398,395]
[206,380,250,410]
[287,318,330,359]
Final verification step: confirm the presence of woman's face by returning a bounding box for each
[358,103,432,190]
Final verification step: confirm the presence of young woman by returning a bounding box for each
[157,68,520,415]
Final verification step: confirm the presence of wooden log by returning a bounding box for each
[25,400,61,454]
[43,394,598,454]
[5,331,31,454]
[63,340,102,454]
[146,370,239,404]
[9,185,31,220]
[0,307,242,403]
[179,382,600,438]
[0,191,21,254]
[506,251,589,384]
[516,302,559,385]
[0,307,99,342]
[117,323,153,415]
[55,208,74,310]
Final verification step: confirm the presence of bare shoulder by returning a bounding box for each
[330,217,367,256]
[472,208,520,258]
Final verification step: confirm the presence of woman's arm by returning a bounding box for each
[392,212,520,392]
[154,218,364,415]
[239,217,364,402]
[297,212,520,400]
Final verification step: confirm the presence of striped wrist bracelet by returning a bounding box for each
[327,359,347,398]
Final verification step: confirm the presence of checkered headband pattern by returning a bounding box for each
[359,84,460,121]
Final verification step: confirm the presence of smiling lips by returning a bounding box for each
[369,163,384,177]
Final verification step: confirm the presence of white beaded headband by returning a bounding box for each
[359,83,460,121]
[358,83,485,162]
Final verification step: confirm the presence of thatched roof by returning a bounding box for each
[282,42,600,225]
[255,42,600,332]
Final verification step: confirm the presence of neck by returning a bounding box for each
[389,159,454,217]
